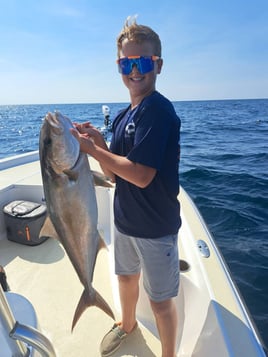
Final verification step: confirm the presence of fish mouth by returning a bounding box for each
[45,112,64,135]
[42,111,80,173]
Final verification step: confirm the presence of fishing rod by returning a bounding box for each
[99,105,112,140]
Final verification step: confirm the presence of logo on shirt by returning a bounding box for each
[125,122,135,137]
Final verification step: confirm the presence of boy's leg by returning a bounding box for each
[133,234,179,356]
[118,273,140,332]
[99,274,139,356]
[150,298,178,357]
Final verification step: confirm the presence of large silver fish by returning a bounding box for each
[39,111,114,330]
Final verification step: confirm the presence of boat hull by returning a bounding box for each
[0,152,266,356]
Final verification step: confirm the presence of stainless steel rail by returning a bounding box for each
[10,321,57,357]
[0,285,29,356]
[0,285,56,357]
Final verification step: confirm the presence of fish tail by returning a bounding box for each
[95,289,115,320]
[71,287,115,331]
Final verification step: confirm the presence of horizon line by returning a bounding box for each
[1,97,267,107]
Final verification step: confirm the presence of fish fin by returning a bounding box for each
[94,289,115,320]
[98,231,108,252]
[63,169,79,181]
[71,287,115,331]
[91,170,113,188]
[39,216,59,240]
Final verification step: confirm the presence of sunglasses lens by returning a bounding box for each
[138,57,154,74]
[118,57,156,75]
[118,58,132,75]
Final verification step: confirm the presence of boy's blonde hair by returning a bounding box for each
[117,15,162,57]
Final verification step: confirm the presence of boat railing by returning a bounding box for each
[0,285,56,357]
[0,151,39,171]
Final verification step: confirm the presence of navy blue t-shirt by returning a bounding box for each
[110,91,181,238]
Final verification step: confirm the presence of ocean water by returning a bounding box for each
[0,99,267,348]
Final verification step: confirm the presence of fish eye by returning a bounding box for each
[44,138,52,146]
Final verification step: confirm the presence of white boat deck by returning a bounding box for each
[0,154,266,356]
[0,157,162,356]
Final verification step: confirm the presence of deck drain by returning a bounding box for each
[180,259,190,272]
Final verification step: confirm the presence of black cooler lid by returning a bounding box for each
[3,200,46,218]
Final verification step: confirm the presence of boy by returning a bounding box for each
[71,16,181,357]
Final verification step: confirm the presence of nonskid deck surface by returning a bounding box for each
[0,159,194,356]
[0,236,162,357]
[0,158,162,356]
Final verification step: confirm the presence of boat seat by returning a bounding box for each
[0,292,38,356]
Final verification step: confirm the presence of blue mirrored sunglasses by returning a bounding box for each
[117,56,160,75]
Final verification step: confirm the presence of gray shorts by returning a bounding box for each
[114,227,180,302]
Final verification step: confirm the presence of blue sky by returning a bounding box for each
[0,0,267,105]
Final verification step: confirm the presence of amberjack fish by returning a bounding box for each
[39,111,114,330]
